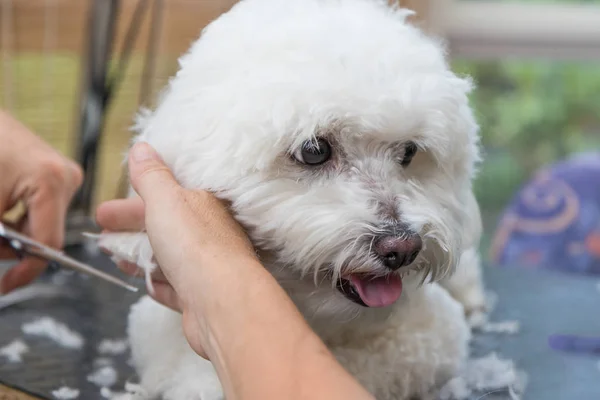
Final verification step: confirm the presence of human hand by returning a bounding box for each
[0,110,83,294]
[96,142,257,356]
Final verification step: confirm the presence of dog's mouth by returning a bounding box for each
[336,274,402,308]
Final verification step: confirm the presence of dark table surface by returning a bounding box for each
[477,265,600,400]
[0,246,599,400]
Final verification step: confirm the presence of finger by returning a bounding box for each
[0,257,48,294]
[65,160,84,195]
[128,142,180,204]
[151,267,168,282]
[96,197,146,232]
[150,281,183,312]
[0,244,17,260]
[0,196,6,221]
[9,191,67,291]
[26,186,65,250]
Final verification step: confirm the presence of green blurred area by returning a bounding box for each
[453,59,600,234]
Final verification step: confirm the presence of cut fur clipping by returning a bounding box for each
[51,386,80,400]
[98,338,129,355]
[100,382,147,400]
[22,317,84,349]
[87,365,118,388]
[437,353,527,400]
[0,339,29,363]
[94,357,115,368]
[479,321,520,335]
[469,292,520,335]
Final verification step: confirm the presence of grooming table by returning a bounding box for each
[1,247,599,399]
[0,246,141,399]
[475,266,600,400]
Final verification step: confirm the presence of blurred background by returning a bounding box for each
[0,0,599,259]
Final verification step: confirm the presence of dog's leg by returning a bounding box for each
[128,296,223,400]
[439,190,488,317]
[440,246,487,318]
[95,233,224,400]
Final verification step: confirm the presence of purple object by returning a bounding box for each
[548,334,600,354]
[490,152,600,275]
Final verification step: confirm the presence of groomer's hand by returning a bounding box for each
[96,142,257,356]
[95,142,256,311]
[0,110,83,294]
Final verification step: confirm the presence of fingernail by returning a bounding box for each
[131,142,159,162]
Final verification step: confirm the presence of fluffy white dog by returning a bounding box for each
[98,0,488,398]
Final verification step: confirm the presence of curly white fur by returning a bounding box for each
[96,0,487,398]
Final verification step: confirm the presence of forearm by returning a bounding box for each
[185,256,374,400]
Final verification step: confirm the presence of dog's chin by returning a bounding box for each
[336,273,403,308]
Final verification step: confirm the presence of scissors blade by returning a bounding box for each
[0,222,138,292]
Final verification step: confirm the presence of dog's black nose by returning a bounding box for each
[374,234,422,271]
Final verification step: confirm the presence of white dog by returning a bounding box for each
[98,0,487,398]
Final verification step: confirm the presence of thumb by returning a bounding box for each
[128,142,179,203]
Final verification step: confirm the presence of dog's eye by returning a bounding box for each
[400,141,417,167]
[293,138,332,165]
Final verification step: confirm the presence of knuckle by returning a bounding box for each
[36,157,83,196]
[68,161,84,188]
[38,157,70,190]
[138,165,172,180]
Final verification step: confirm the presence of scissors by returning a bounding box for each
[0,221,138,292]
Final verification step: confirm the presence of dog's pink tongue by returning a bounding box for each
[350,274,402,308]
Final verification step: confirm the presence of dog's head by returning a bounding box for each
[136,0,480,318]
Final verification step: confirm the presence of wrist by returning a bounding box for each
[190,274,322,399]
[175,253,269,340]
[178,253,270,316]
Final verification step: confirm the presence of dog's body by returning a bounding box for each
[98,1,487,398]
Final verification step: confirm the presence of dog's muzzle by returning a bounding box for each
[336,228,422,308]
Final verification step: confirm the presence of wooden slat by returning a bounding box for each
[0,384,41,400]
[0,0,238,54]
